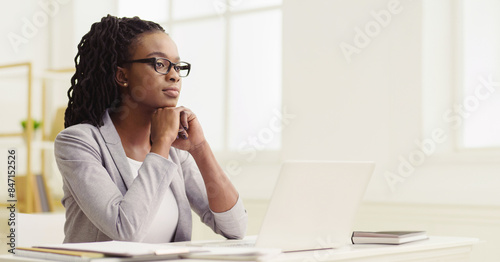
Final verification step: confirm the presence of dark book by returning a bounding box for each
[351,231,428,244]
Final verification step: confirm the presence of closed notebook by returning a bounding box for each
[351,231,428,244]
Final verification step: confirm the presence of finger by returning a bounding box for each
[180,111,189,130]
[178,124,188,139]
[178,130,188,140]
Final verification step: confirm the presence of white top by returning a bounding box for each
[127,157,179,243]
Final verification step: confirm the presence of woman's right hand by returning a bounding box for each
[150,107,184,158]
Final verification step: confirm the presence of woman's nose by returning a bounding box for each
[166,69,181,82]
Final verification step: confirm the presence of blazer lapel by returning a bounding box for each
[99,110,135,190]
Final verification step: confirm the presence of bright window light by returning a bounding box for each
[228,10,282,151]
[462,0,500,148]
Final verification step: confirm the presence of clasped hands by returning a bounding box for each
[150,106,206,153]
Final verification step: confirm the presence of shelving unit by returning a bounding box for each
[0,63,73,213]
[0,62,37,213]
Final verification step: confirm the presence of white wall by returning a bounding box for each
[51,0,118,68]
[1,2,50,65]
[281,0,420,202]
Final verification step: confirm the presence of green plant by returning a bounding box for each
[21,119,42,130]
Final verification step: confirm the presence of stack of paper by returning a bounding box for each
[15,241,196,261]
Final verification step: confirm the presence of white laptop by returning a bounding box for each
[194,160,375,252]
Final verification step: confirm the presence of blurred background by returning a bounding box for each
[1,0,500,260]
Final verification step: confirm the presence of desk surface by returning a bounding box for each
[0,236,479,262]
[268,236,479,262]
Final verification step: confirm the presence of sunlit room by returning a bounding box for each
[1,0,500,261]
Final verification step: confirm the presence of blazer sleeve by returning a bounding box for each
[177,149,248,239]
[55,127,178,242]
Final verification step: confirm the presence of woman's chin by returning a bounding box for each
[159,101,178,108]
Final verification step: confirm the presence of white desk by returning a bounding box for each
[0,236,478,262]
[267,236,479,262]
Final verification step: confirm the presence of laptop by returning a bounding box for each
[193,160,375,252]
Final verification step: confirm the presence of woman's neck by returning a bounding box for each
[110,108,153,161]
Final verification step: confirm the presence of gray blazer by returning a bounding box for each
[55,110,247,243]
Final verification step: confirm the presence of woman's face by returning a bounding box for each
[122,32,183,110]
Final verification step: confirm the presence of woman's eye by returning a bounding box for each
[156,61,166,68]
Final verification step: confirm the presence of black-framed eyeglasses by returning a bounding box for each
[123,57,191,77]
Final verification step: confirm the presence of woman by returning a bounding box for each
[55,15,247,243]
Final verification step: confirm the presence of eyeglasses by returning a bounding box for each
[123,57,191,77]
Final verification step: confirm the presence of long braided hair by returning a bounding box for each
[64,15,165,128]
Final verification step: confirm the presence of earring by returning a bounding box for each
[123,83,128,87]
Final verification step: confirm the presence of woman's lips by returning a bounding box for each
[163,88,179,98]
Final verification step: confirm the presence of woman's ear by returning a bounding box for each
[115,66,128,87]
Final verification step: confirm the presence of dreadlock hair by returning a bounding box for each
[64,15,165,128]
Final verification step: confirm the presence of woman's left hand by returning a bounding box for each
[171,106,206,152]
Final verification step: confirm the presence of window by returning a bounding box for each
[118,0,282,153]
[460,0,500,149]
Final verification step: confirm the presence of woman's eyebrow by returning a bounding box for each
[146,51,181,61]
